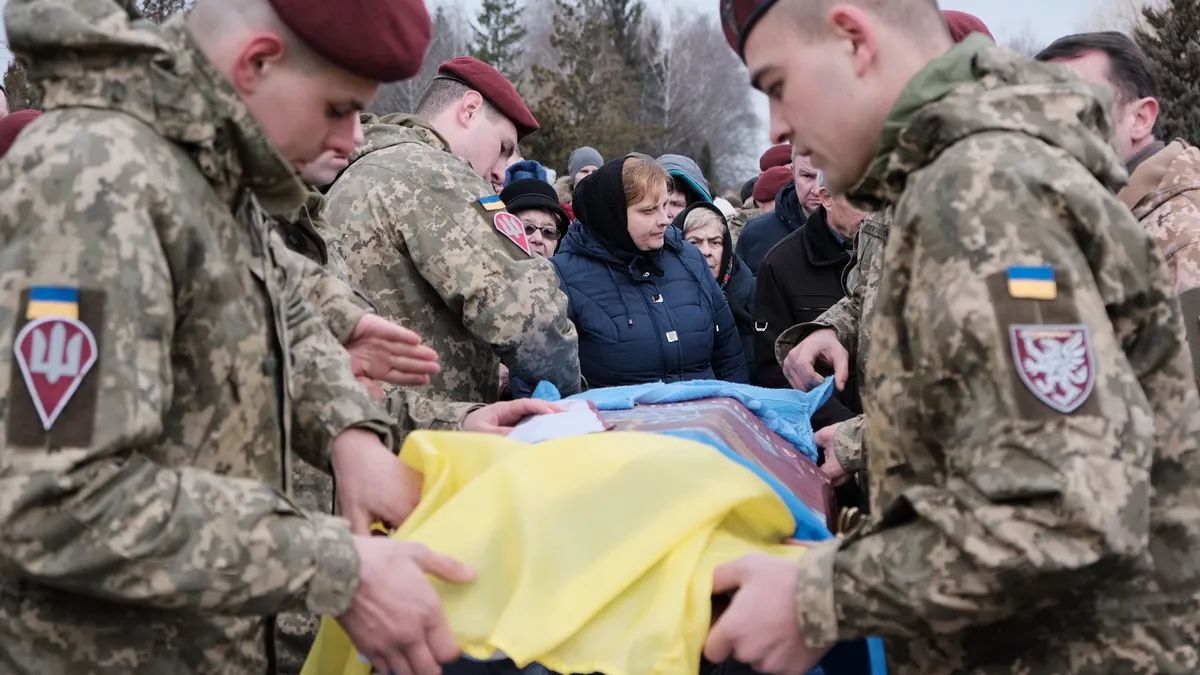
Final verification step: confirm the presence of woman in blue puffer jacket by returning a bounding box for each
[552,154,748,388]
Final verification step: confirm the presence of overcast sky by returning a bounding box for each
[0,1,1116,69]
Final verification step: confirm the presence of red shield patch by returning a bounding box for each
[494,212,531,256]
[13,317,99,430]
[1009,324,1095,414]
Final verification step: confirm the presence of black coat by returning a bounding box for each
[735,180,807,275]
[751,206,860,427]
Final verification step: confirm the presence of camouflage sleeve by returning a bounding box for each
[382,187,582,395]
[271,237,393,469]
[384,388,483,440]
[0,126,358,618]
[831,414,865,473]
[791,155,1157,647]
[276,240,372,344]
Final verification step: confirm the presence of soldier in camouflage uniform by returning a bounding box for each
[706,2,1200,673]
[0,1,481,673]
[1037,31,1200,389]
[325,58,582,405]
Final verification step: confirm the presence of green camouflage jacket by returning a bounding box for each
[0,1,389,672]
[793,37,1200,674]
[324,114,581,404]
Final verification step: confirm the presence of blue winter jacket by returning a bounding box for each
[552,223,749,388]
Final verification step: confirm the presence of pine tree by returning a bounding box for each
[470,0,527,81]
[1135,0,1200,141]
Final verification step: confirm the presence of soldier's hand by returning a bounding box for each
[331,429,423,534]
[342,538,475,675]
[814,424,850,486]
[783,329,849,392]
[346,314,440,390]
[704,555,829,675]
[461,399,564,435]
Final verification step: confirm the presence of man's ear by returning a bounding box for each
[230,33,287,95]
[818,187,835,210]
[457,90,485,128]
[1129,96,1160,145]
[828,5,879,78]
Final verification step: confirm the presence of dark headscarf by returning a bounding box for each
[574,154,667,274]
[672,201,735,288]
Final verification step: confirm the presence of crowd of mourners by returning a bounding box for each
[2,0,1200,673]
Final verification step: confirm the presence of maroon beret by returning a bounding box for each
[759,143,793,172]
[753,165,792,204]
[268,0,431,82]
[436,57,540,139]
[718,0,780,57]
[0,110,42,159]
[941,10,995,44]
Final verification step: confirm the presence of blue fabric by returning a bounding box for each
[553,379,835,462]
[552,224,748,388]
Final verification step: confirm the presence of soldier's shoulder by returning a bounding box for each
[4,108,188,188]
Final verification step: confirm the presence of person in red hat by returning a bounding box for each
[759,143,793,171]
[752,165,793,212]
[709,1,1200,674]
[0,0,572,673]
[323,57,582,423]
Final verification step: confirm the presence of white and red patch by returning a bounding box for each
[13,317,98,430]
[1009,324,1095,414]
[494,211,531,255]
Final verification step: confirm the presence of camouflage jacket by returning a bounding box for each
[1118,139,1200,387]
[324,114,581,404]
[793,38,1200,674]
[774,212,889,474]
[0,2,390,672]
[275,194,479,435]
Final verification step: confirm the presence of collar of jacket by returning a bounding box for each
[801,206,853,268]
[849,35,1124,213]
[8,0,308,218]
[1119,140,1200,216]
[564,219,683,278]
[773,180,808,234]
[352,112,453,163]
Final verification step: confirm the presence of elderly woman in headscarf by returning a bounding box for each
[674,201,756,372]
[551,154,748,387]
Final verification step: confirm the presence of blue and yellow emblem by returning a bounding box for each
[26,286,80,320]
[479,194,506,212]
[1007,266,1057,301]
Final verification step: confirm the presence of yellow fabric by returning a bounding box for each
[303,431,804,675]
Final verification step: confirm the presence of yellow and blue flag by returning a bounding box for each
[26,287,80,320]
[479,194,506,212]
[1007,266,1057,301]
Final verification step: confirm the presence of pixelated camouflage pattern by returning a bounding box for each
[324,114,581,404]
[792,39,1200,673]
[0,2,390,672]
[273,189,481,675]
[1119,139,1200,389]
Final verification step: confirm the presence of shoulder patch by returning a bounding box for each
[8,288,105,446]
[479,195,506,212]
[1009,324,1095,414]
[494,211,531,256]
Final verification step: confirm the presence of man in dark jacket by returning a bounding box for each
[736,151,821,273]
[753,174,867,426]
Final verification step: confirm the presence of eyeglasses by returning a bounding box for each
[524,224,562,241]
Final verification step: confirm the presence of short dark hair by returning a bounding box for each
[1035,31,1158,104]
[415,77,502,122]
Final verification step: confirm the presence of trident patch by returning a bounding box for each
[13,317,99,430]
[1009,324,1095,414]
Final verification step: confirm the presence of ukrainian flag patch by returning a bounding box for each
[26,286,80,320]
[1007,266,1057,301]
[479,195,506,212]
